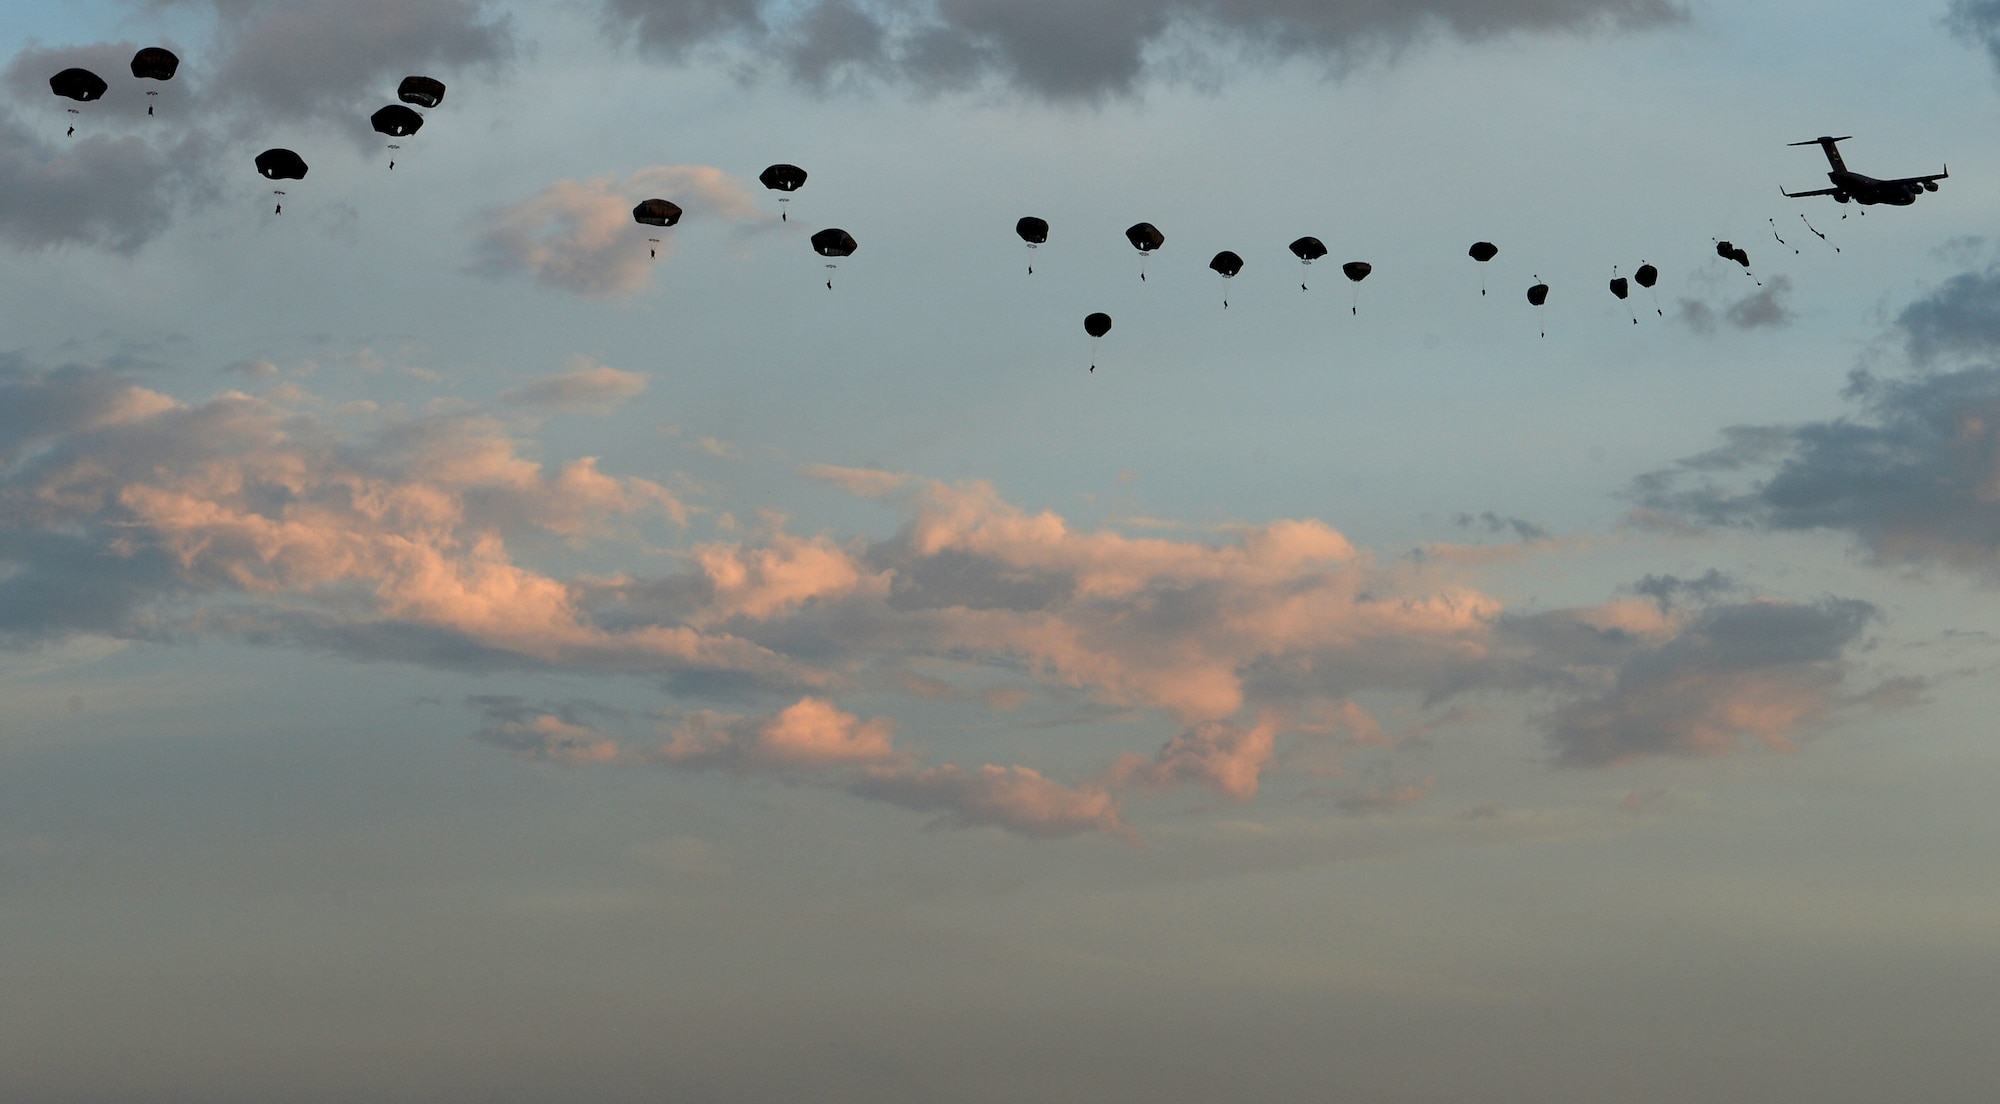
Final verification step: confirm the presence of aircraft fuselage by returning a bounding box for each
[1823,170,1919,205]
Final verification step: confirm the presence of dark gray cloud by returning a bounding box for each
[174,0,513,133]
[468,695,625,762]
[1631,367,2000,577]
[603,0,1686,99]
[0,43,222,252]
[0,0,509,250]
[1674,276,1794,335]
[1545,598,1874,766]
[1948,0,2000,74]
[1898,262,2000,362]
[1452,511,1550,541]
[1632,569,1738,611]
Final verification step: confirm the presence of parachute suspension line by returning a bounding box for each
[1351,286,1358,316]
[648,237,661,260]
[1090,336,1098,373]
[1801,214,1839,254]
[1771,218,1795,254]
[780,197,789,222]
[1641,260,1662,316]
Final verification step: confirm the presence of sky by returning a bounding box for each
[4,0,2000,1100]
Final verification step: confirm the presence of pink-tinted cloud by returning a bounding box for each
[849,762,1129,841]
[500,356,649,412]
[0,366,1891,839]
[1109,714,1285,800]
[474,166,762,298]
[660,696,903,770]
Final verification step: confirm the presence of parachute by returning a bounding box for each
[398,76,446,108]
[255,149,308,215]
[1609,270,1636,324]
[130,48,177,113]
[1634,261,1662,316]
[371,105,423,137]
[1342,261,1372,315]
[634,199,683,258]
[1289,235,1326,290]
[1124,222,1164,281]
[1209,250,1244,308]
[1527,279,1550,337]
[811,227,857,288]
[370,103,424,169]
[1468,240,1498,295]
[1084,312,1112,372]
[49,68,106,101]
[1017,216,1047,273]
[634,199,683,227]
[49,68,106,135]
[1716,240,1757,284]
[130,48,178,80]
[761,164,807,220]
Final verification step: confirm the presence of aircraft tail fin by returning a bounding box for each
[1787,136,1853,173]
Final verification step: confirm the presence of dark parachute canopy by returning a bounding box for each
[130,48,178,81]
[50,68,107,102]
[761,164,808,192]
[1609,276,1629,299]
[398,76,446,108]
[1209,251,1244,277]
[811,228,857,257]
[256,148,308,180]
[371,104,424,137]
[1124,222,1164,253]
[1468,241,1498,295]
[1715,240,1751,268]
[1526,282,1549,306]
[1084,312,1112,337]
[1288,236,1327,262]
[633,198,683,227]
[1016,216,1048,244]
[1633,263,1658,288]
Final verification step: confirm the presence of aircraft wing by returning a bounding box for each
[1883,167,1948,187]
[1780,185,1842,198]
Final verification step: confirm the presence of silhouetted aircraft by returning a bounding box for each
[1781,136,1946,206]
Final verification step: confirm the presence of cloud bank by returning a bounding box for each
[602,0,1686,100]
[0,361,1886,838]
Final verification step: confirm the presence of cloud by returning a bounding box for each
[601,0,1685,100]
[1109,714,1284,800]
[647,696,1128,839]
[1544,599,1875,766]
[0,102,220,253]
[848,762,1129,840]
[172,0,513,137]
[500,357,650,411]
[659,695,903,770]
[1948,0,2000,75]
[1631,367,2000,578]
[0,364,1893,837]
[1675,276,1794,335]
[1335,776,1436,813]
[470,695,622,763]
[474,166,762,298]
[0,362,763,679]
[1898,262,2000,362]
